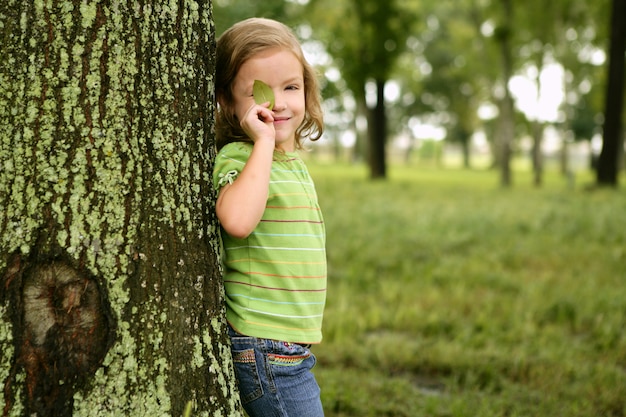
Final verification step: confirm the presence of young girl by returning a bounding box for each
[212,18,326,417]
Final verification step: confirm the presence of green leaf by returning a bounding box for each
[183,401,193,417]
[253,80,275,110]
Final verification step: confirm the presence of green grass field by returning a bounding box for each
[307,162,626,417]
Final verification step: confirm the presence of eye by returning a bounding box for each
[286,85,300,91]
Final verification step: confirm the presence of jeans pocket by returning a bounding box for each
[232,348,263,404]
[267,351,312,367]
[268,342,314,366]
[267,343,315,381]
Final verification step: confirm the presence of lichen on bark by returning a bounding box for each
[0,1,242,415]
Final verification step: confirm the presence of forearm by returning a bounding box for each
[216,140,275,239]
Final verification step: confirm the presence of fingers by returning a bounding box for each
[240,102,275,143]
[243,102,274,125]
[255,102,275,122]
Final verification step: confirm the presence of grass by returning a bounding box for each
[306,161,626,417]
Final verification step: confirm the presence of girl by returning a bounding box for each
[213,18,326,417]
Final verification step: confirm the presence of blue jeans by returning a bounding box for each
[228,326,324,417]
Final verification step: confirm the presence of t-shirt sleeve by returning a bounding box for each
[212,142,253,192]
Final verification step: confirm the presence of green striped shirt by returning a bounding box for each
[213,142,327,344]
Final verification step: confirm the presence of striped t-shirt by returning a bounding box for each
[212,142,327,344]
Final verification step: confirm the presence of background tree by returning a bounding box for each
[486,0,517,186]
[213,0,622,185]
[511,0,610,186]
[596,0,626,186]
[394,0,493,169]
[306,0,415,179]
[213,0,291,35]
[0,1,242,416]
[512,0,565,186]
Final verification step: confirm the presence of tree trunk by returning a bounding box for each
[353,98,369,164]
[456,126,472,169]
[496,96,514,186]
[496,0,515,187]
[0,1,242,416]
[368,79,387,179]
[531,121,544,187]
[596,0,626,186]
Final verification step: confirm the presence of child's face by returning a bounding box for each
[232,47,306,152]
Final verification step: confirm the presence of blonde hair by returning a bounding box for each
[215,18,324,150]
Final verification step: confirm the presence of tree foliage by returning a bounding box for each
[215,0,622,183]
[305,0,416,178]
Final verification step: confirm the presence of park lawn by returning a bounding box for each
[307,162,626,417]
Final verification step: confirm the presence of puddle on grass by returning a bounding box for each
[364,330,449,397]
[410,375,447,397]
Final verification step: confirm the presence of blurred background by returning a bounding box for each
[214,0,624,188]
[214,1,626,416]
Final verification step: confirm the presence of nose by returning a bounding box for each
[272,90,286,111]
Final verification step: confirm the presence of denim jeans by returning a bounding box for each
[228,326,324,417]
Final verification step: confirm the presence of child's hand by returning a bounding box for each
[240,102,275,145]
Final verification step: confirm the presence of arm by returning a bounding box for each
[216,102,275,239]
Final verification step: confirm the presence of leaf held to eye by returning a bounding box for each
[253,80,275,110]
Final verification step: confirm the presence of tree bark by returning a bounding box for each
[596,0,626,186]
[0,1,242,416]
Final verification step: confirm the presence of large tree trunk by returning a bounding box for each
[0,1,242,416]
[596,0,626,186]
